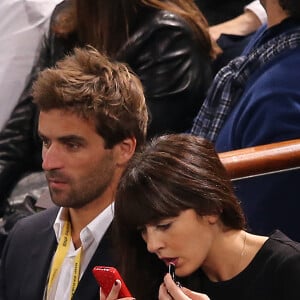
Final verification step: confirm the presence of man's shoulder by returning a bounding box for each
[245,46,300,93]
[13,206,59,231]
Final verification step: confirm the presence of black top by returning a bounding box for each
[183,230,300,300]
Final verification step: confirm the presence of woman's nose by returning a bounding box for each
[144,229,164,254]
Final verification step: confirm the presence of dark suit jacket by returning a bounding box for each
[0,206,117,300]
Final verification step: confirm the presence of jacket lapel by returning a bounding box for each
[21,208,58,300]
[72,226,117,300]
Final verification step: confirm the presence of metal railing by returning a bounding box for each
[218,139,300,181]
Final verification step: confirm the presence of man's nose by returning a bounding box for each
[42,144,64,171]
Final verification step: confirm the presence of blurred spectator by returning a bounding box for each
[0,0,62,130]
[191,0,300,241]
[197,1,267,73]
[0,0,217,224]
[194,0,251,25]
[209,1,267,40]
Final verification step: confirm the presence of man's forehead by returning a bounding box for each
[38,109,97,136]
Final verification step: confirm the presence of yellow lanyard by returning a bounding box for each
[47,221,82,300]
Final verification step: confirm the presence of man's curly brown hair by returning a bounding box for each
[32,46,148,150]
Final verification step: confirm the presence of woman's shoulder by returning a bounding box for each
[268,230,300,253]
[258,230,300,269]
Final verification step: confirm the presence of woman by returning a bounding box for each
[0,0,219,223]
[111,134,300,300]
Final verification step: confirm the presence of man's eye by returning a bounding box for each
[66,143,80,150]
[42,139,51,149]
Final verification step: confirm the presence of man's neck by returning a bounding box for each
[266,0,289,28]
[68,195,114,249]
[67,168,122,249]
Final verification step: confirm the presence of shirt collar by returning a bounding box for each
[53,204,114,249]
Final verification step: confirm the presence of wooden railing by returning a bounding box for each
[218,139,300,180]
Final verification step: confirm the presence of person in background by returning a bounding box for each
[0,0,218,216]
[209,1,267,41]
[194,0,251,26]
[0,46,147,300]
[190,0,300,241]
[0,0,62,130]
[108,133,300,300]
[196,0,267,72]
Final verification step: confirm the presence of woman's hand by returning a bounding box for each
[159,273,210,300]
[99,279,135,300]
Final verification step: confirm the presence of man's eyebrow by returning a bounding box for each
[58,135,87,144]
[38,132,87,144]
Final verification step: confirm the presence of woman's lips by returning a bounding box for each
[162,258,178,266]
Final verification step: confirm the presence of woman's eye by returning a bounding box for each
[156,223,171,231]
[137,225,146,235]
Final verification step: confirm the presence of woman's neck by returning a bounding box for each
[201,230,268,282]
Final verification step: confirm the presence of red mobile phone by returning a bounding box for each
[92,266,132,298]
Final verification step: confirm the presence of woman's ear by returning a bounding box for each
[206,214,219,225]
[115,137,137,166]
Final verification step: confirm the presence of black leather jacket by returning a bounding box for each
[0,0,212,204]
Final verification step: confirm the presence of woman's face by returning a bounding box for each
[140,209,217,277]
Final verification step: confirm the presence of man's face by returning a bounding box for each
[38,109,117,208]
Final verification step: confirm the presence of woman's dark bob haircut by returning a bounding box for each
[113,133,245,300]
[115,133,245,230]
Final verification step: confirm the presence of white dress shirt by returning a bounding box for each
[45,204,114,299]
[0,0,62,130]
[245,0,267,25]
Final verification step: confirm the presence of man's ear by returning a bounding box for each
[115,137,137,166]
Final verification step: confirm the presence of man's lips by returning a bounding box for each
[47,178,66,184]
[46,177,68,189]
[46,175,68,183]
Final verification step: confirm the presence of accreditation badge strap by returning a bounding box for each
[47,220,82,300]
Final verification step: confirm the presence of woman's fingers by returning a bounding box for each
[159,281,175,300]
[161,274,210,300]
[100,280,135,300]
[160,273,187,299]
[182,288,210,300]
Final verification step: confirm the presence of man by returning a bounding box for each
[0,0,62,129]
[191,0,300,240]
[0,46,148,300]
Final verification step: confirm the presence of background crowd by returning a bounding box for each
[0,0,299,300]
